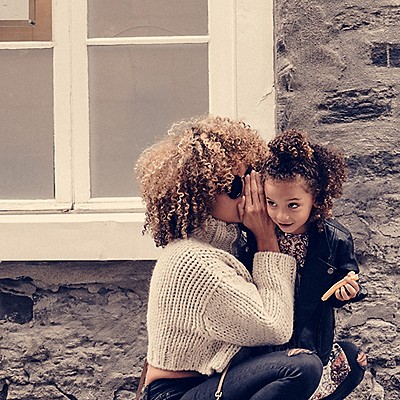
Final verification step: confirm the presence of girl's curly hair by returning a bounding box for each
[135,115,269,247]
[261,129,347,230]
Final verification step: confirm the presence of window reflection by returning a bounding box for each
[88,0,208,38]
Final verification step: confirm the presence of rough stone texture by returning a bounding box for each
[275,0,400,399]
[0,262,152,399]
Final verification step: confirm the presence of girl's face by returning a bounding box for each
[264,177,314,234]
[210,165,247,223]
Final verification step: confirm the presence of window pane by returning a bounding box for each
[0,49,54,199]
[88,44,208,197]
[88,0,208,38]
[0,0,29,20]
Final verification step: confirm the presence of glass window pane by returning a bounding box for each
[88,0,208,38]
[88,44,208,197]
[0,0,29,20]
[0,49,54,199]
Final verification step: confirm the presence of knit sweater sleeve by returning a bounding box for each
[203,251,296,346]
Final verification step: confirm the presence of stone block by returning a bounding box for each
[318,87,395,123]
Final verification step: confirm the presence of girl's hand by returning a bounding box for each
[239,171,279,252]
[334,271,360,301]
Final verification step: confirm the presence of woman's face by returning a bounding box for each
[210,165,247,223]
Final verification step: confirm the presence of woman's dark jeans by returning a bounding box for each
[141,350,323,400]
[322,341,366,400]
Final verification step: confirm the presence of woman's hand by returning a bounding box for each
[239,171,279,252]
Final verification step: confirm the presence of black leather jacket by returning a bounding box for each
[241,219,367,365]
[292,219,367,364]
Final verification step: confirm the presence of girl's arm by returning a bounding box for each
[330,230,367,306]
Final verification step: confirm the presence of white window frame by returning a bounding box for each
[0,0,275,260]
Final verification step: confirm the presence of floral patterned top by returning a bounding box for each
[275,227,309,302]
[275,228,309,268]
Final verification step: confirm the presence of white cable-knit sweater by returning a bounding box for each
[146,218,296,375]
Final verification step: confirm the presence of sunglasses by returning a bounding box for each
[226,166,253,199]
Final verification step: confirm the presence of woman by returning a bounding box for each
[135,115,323,400]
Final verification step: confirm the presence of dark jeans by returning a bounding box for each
[322,341,366,400]
[142,350,323,400]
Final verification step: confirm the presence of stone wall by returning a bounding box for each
[0,262,152,400]
[274,0,400,399]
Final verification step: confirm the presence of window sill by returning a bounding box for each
[0,212,161,261]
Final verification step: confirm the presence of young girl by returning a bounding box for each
[260,129,367,400]
[135,116,323,400]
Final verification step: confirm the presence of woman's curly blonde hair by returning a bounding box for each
[136,115,269,247]
[261,129,347,230]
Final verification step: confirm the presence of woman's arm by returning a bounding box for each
[203,250,296,347]
[240,171,279,252]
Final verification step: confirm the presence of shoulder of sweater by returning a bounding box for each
[156,238,250,280]
[157,238,226,270]
[162,237,214,257]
